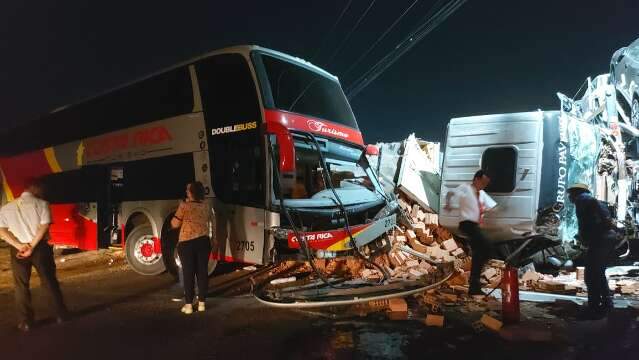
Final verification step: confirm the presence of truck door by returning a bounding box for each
[196,53,267,264]
[439,112,545,242]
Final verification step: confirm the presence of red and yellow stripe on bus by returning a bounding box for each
[0,144,98,250]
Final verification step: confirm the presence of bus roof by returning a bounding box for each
[50,45,338,114]
[0,45,340,156]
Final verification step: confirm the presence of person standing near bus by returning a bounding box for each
[444,170,497,295]
[567,183,616,320]
[171,181,212,314]
[0,178,69,332]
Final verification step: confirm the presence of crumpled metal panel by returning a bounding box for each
[368,141,403,196]
[560,117,600,242]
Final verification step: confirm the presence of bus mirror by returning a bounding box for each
[365,144,379,156]
[266,122,296,173]
[276,132,296,173]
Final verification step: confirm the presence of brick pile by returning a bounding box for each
[353,196,468,283]
[519,268,639,296]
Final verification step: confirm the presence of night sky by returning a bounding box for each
[1,0,637,144]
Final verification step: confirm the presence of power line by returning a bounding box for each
[342,0,420,79]
[325,0,378,67]
[311,0,354,62]
[346,0,467,99]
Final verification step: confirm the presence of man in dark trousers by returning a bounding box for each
[567,183,616,320]
[444,170,497,295]
[0,179,69,332]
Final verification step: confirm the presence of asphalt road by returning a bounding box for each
[0,250,638,360]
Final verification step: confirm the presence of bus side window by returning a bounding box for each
[196,54,264,207]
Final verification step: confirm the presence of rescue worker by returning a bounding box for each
[567,183,616,320]
[444,170,497,295]
[0,178,69,332]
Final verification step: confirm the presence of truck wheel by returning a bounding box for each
[125,225,166,276]
[632,97,639,128]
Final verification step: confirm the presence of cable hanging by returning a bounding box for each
[312,0,354,62]
[325,0,378,67]
[346,0,468,99]
[342,0,420,79]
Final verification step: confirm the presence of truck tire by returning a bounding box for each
[163,232,218,280]
[125,225,166,276]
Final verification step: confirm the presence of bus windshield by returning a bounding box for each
[255,53,358,130]
[271,135,384,207]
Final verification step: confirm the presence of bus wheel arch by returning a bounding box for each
[124,212,166,276]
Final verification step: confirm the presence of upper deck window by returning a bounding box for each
[254,53,358,130]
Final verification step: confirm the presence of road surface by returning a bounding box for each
[0,247,637,360]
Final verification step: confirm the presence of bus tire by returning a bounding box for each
[162,228,180,278]
[125,225,166,276]
[167,241,219,280]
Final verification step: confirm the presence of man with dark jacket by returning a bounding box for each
[567,183,616,320]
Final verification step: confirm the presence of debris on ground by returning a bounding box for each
[387,297,408,320]
[480,314,503,332]
[425,313,445,327]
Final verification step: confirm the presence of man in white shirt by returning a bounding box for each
[444,170,497,295]
[0,178,68,332]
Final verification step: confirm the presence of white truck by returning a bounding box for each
[439,74,638,263]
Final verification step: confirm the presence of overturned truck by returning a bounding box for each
[440,74,638,264]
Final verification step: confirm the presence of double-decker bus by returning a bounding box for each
[0,46,395,276]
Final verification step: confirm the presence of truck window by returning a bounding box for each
[481,147,517,193]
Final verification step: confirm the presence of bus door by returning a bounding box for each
[196,53,267,264]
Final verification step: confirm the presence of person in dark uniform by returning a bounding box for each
[567,183,616,320]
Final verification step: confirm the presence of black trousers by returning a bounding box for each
[459,221,491,294]
[177,236,211,304]
[584,231,615,311]
[10,241,67,323]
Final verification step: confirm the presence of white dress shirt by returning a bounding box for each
[0,192,51,244]
[449,183,497,223]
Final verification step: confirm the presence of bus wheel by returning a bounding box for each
[125,225,166,276]
[170,246,219,279]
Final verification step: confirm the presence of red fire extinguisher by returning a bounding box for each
[501,265,520,324]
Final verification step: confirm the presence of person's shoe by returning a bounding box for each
[181,304,193,315]
[17,321,31,332]
[198,302,206,312]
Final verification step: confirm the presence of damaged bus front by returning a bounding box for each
[252,51,396,264]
